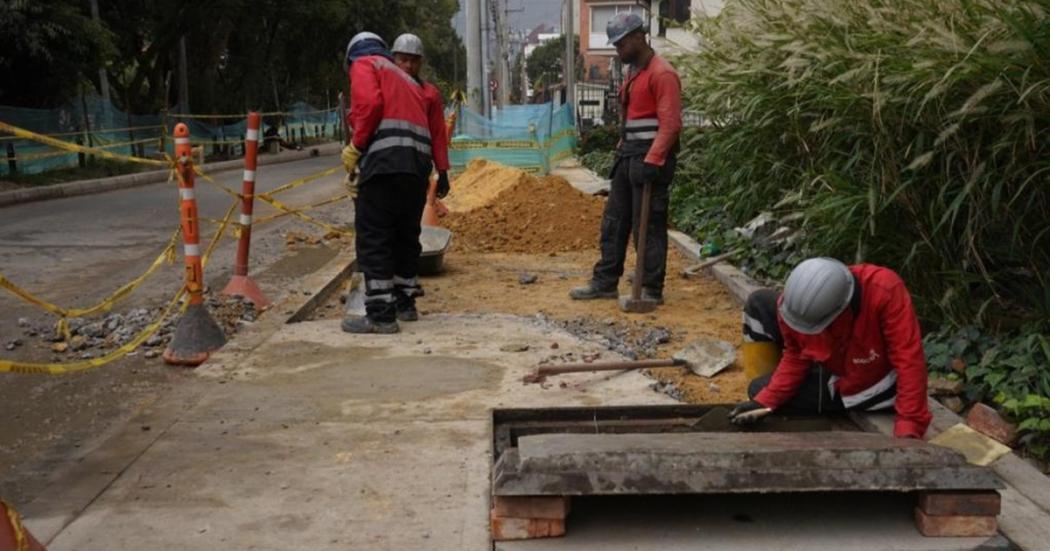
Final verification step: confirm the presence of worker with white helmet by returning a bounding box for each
[391,33,451,202]
[729,258,932,439]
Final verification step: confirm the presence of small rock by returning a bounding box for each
[145,335,163,347]
[17,317,30,327]
[928,376,965,396]
[141,425,151,431]
[144,349,161,359]
[80,352,95,359]
[518,273,538,285]
[51,342,69,353]
[550,342,559,350]
[500,344,530,353]
[4,342,15,351]
[939,396,966,414]
[79,322,105,339]
[709,383,721,394]
[423,348,432,355]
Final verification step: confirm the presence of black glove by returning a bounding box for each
[728,400,773,426]
[639,162,661,185]
[436,171,450,199]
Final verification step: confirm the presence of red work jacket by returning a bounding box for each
[619,54,682,166]
[348,55,432,183]
[755,264,932,439]
[421,80,450,172]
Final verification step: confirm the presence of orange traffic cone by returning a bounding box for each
[1,500,47,551]
[422,176,442,227]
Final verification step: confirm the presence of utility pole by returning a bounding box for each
[480,0,492,118]
[564,0,576,109]
[465,0,483,113]
[88,0,112,128]
[178,36,190,118]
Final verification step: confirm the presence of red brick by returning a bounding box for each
[490,512,566,540]
[914,508,997,537]
[966,403,1019,446]
[918,491,1001,516]
[492,496,570,520]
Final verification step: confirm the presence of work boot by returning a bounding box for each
[569,282,618,300]
[341,315,400,334]
[395,295,419,322]
[642,288,664,305]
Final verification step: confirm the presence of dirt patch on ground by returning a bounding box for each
[443,158,531,213]
[443,171,604,253]
[418,248,748,403]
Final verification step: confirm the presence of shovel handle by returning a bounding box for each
[524,358,685,383]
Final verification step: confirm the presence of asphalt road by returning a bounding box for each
[0,153,351,507]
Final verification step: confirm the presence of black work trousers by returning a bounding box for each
[591,154,676,293]
[354,173,428,321]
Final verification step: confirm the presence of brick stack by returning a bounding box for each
[490,496,571,541]
[915,491,1000,537]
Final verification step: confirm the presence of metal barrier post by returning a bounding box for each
[221,112,270,307]
[163,123,227,367]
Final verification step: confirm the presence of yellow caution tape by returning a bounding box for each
[203,200,239,266]
[255,193,352,235]
[259,165,342,198]
[0,120,170,167]
[253,192,353,227]
[0,287,188,375]
[190,166,244,200]
[0,228,181,319]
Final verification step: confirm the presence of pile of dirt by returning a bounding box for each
[443,159,531,213]
[443,166,605,254]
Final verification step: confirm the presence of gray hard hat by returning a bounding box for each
[779,257,855,335]
[392,33,424,56]
[607,12,647,45]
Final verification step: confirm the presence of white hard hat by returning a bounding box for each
[779,257,855,334]
[392,33,424,56]
[345,32,387,71]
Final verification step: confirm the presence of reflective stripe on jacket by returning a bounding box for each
[618,54,682,166]
[348,55,432,182]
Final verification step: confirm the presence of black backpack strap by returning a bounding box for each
[850,274,863,317]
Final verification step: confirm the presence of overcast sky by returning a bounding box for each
[452,0,565,38]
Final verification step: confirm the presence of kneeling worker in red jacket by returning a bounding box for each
[729,257,932,439]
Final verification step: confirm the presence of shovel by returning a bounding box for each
[523,338,736,384]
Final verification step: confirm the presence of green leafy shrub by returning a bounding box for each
[580,150,616,179]
[673,0,1050,329]
[577,124,619,157]
[1001,394,1050,462]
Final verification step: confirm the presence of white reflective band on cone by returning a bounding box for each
[184,244,201,257]
[246,129,259,141]
[239,214,252,226]
[179,188,195,200]
[243,169,256,182]
[175,137,190,145]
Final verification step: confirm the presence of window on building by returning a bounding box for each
[590,4,646,50]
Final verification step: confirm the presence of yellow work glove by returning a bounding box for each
[341,143,362,174]
[343,173,358,200]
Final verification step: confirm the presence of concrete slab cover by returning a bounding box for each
[494,432,1002,496]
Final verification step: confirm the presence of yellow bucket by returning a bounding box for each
[739,342,781,381]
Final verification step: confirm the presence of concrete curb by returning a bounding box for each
[0,142,341,208]
[667,229,763,304]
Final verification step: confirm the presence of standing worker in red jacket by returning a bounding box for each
[729,258,932,439]
[571,12,682,304]
[391,33,451,203]
[341,32,434,334]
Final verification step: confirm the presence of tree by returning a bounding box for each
[525,36,581,89]
[0,0,114,107]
